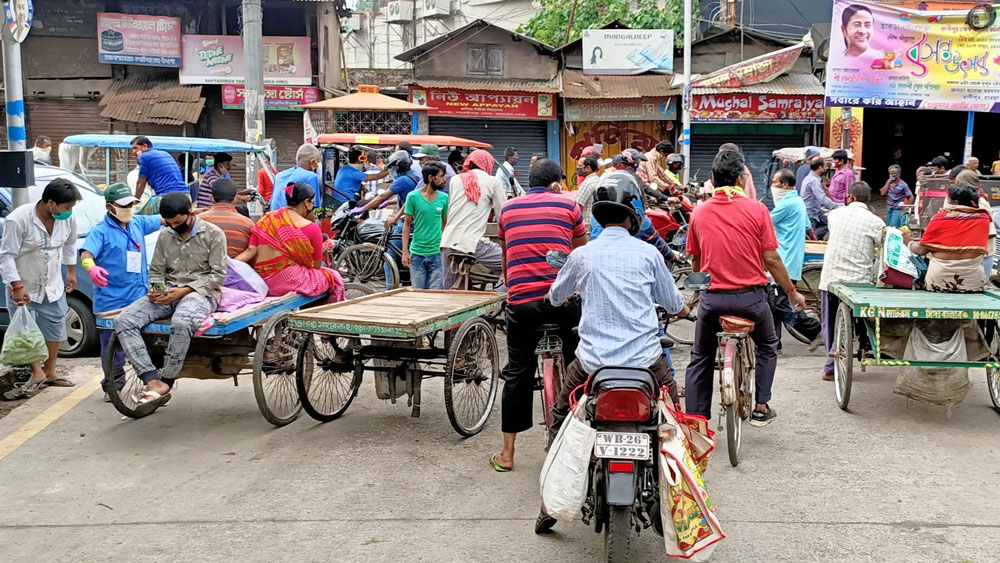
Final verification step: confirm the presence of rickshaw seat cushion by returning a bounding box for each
[720,315,754,334]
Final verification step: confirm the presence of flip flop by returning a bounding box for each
[131,390,172,418]
[44,377,75,387]
[2,379,44,401]
[489,453,513,473]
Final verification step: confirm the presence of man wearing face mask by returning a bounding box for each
[114,192,228,413]
[32,136,53,165]
[326,147,391,211]
[0,179,82,397]
[131,136,188,214]
[197,152,233,209]
[80,183,164,400]
[271,144,326,210]
[353,150,419,227]
[767,169,817,347]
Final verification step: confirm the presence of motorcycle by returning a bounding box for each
[324,201,410,285]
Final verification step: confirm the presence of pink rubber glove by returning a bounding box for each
[88,265,109,287]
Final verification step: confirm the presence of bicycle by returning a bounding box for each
[534,323,565,446]
[335,224,401,292]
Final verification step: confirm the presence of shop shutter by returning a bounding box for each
[265,112,305,170]
[205,103,250,190]
[429,117,548,186]
[26,99,110,172]
[690,132,807,207]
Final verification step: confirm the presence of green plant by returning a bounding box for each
[518,0,698,48]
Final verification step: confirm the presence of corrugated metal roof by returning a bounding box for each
[691,73,824,95]
[397,20,556,63]
[100,76,205,125]
[561,70,679,99]
[411,76,561,94]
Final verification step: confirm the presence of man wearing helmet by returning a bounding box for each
[685,150,805,427]
[639,140,681,194]
[589,170,678,263]
[353,150,421,227]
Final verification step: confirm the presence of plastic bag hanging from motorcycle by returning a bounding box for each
[658,400,725,560]
[539,395,597,521]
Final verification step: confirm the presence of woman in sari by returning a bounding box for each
[239,182,345,302]
[955,169,998,276]
[907,183,991,293]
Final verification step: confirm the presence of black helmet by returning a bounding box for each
[387,150,413,174]
[592,171,644,235]
[618,148,648,169]
[666,153,685,170]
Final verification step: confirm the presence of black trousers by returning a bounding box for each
[500,299,580,434]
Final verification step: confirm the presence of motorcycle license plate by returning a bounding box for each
[594,432,651,461]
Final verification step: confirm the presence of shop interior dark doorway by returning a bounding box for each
[972,112,1000,176]
[862,108,967,189]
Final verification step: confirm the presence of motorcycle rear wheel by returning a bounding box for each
[604,505,632,563]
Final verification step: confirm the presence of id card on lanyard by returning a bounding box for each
[121,222,143,274]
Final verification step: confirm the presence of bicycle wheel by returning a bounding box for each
[797,265,823,319]
[252,311,304,427]
[295,333,362,422]
[833,302,854,411]
[444,317,500,436]
[986,321,1000,413]
[726,340,745,467]
[104,331,165,419]
[539,354,562,445]
[665,265,696,345]
[335,243,400,292]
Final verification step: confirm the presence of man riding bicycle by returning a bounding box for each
[684,150,805,426]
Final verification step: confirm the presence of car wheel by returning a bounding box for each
[60,295,99,358]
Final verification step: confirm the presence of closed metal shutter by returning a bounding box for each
[26,99,109,168]
[690,132,807,207]
[265,112,305,170]
[205,103,249,190]
[429,117,548,186]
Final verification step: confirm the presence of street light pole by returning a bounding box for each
[2,25,28,209]
[681,0,692,185]
[242,0,265,189]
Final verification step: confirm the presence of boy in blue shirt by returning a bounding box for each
[328,147,389,210]
[80,183,163,397]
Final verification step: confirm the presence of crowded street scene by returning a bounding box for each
[1,1,999,562]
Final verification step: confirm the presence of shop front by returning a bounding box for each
[411,86,557,183]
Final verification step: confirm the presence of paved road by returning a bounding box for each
[1,337,998,562]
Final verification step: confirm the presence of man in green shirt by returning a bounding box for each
[402,162,449,289]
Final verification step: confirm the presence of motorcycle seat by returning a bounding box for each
[588,366,657,396]
[720,315,754,334]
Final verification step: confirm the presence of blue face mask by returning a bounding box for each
[390,170,399,180]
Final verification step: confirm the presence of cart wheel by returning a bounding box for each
[295,333,362,422]
[833,302,854,411]
[444,317,500,437]
[103,331,161,419]
[252,312,305,427]
[336,244,400,293]
[344,282,375,301]
[986,322,1000,414]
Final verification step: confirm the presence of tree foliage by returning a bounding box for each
[518,0,697,48]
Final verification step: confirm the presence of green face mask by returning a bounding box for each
[51,210,72,220]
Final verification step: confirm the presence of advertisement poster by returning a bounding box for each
[3,0,32,43]
[825,1,1000,112]
[180,35,312,85]
[410,87,556,120]
[222,85,320,111]
[97,12,181,67]
[564,97,677,122]
[691,94,825,123]
[582,29,674,75]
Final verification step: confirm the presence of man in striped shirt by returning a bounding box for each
[200,179,254,260]
[490,159,587,473]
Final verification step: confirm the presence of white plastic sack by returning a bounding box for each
[896,326,970,405]
[539,396,596,521]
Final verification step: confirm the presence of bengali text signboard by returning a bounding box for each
[692,94,824,123]
[180,35,311,85]
[97,12,181,67]
[222,85,320,111]
[825,1,1000,112]
[410,87,556,120]
[564,96,677,121]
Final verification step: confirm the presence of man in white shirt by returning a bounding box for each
[495,147,524,198]
[0,179,82,396]
[441,149,506,289]
[575,156,602,233]
[32,136,53,165]
[819,181,884,381]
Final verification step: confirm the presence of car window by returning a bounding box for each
[0,170,107,236]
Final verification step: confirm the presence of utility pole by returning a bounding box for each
[243,0,265,189]
[2,21,28,208]
[681,0,692,185]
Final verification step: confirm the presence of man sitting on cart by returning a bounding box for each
[114,192,228,412]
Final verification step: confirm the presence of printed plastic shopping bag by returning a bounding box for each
[660,398,716,474]
[539,395,597,521]
[659,400,725,561]
[879,227,920,289]
[1,307,49,366]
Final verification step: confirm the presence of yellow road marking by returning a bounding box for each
[0,375,101,462]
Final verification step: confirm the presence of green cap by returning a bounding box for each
[414,144,440,158]
[105,183,139,206]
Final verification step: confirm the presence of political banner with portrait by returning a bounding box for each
[825,1,1000,113]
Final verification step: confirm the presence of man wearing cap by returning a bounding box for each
[828,149,855,204]
[796,146,821,190]
[928,155,950,176]
[413,144,446,189]
[80,183,164,399]
[197,152,234,209]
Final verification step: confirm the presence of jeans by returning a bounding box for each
[684,288,779,419]
[410,253,443,289]
[115,293,215,382]
[99,328,126,392]
[886,208,904,228]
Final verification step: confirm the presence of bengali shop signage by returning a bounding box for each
[564,96,677,121]
[691,93,824,123]
[180,35,311,85]
[97,12,181,67]
[410,87,556,120]
[826,1,1000,112]
[222,85,319,111]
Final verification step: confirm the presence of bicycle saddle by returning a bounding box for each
[719,315,754,334]
[536,323,561,334]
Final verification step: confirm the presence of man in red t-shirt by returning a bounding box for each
[685,150,805,427]
[256,153,278,205]
[490,158,588,472]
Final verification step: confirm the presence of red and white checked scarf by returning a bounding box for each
[460,149,495,206]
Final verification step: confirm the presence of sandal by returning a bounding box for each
[131,390,172,418]
[3,379,45,401]
[44,377,75,388]
[489,453,513,472]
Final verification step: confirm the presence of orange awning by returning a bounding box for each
[301,87,427,111]
[316,134,491,148]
